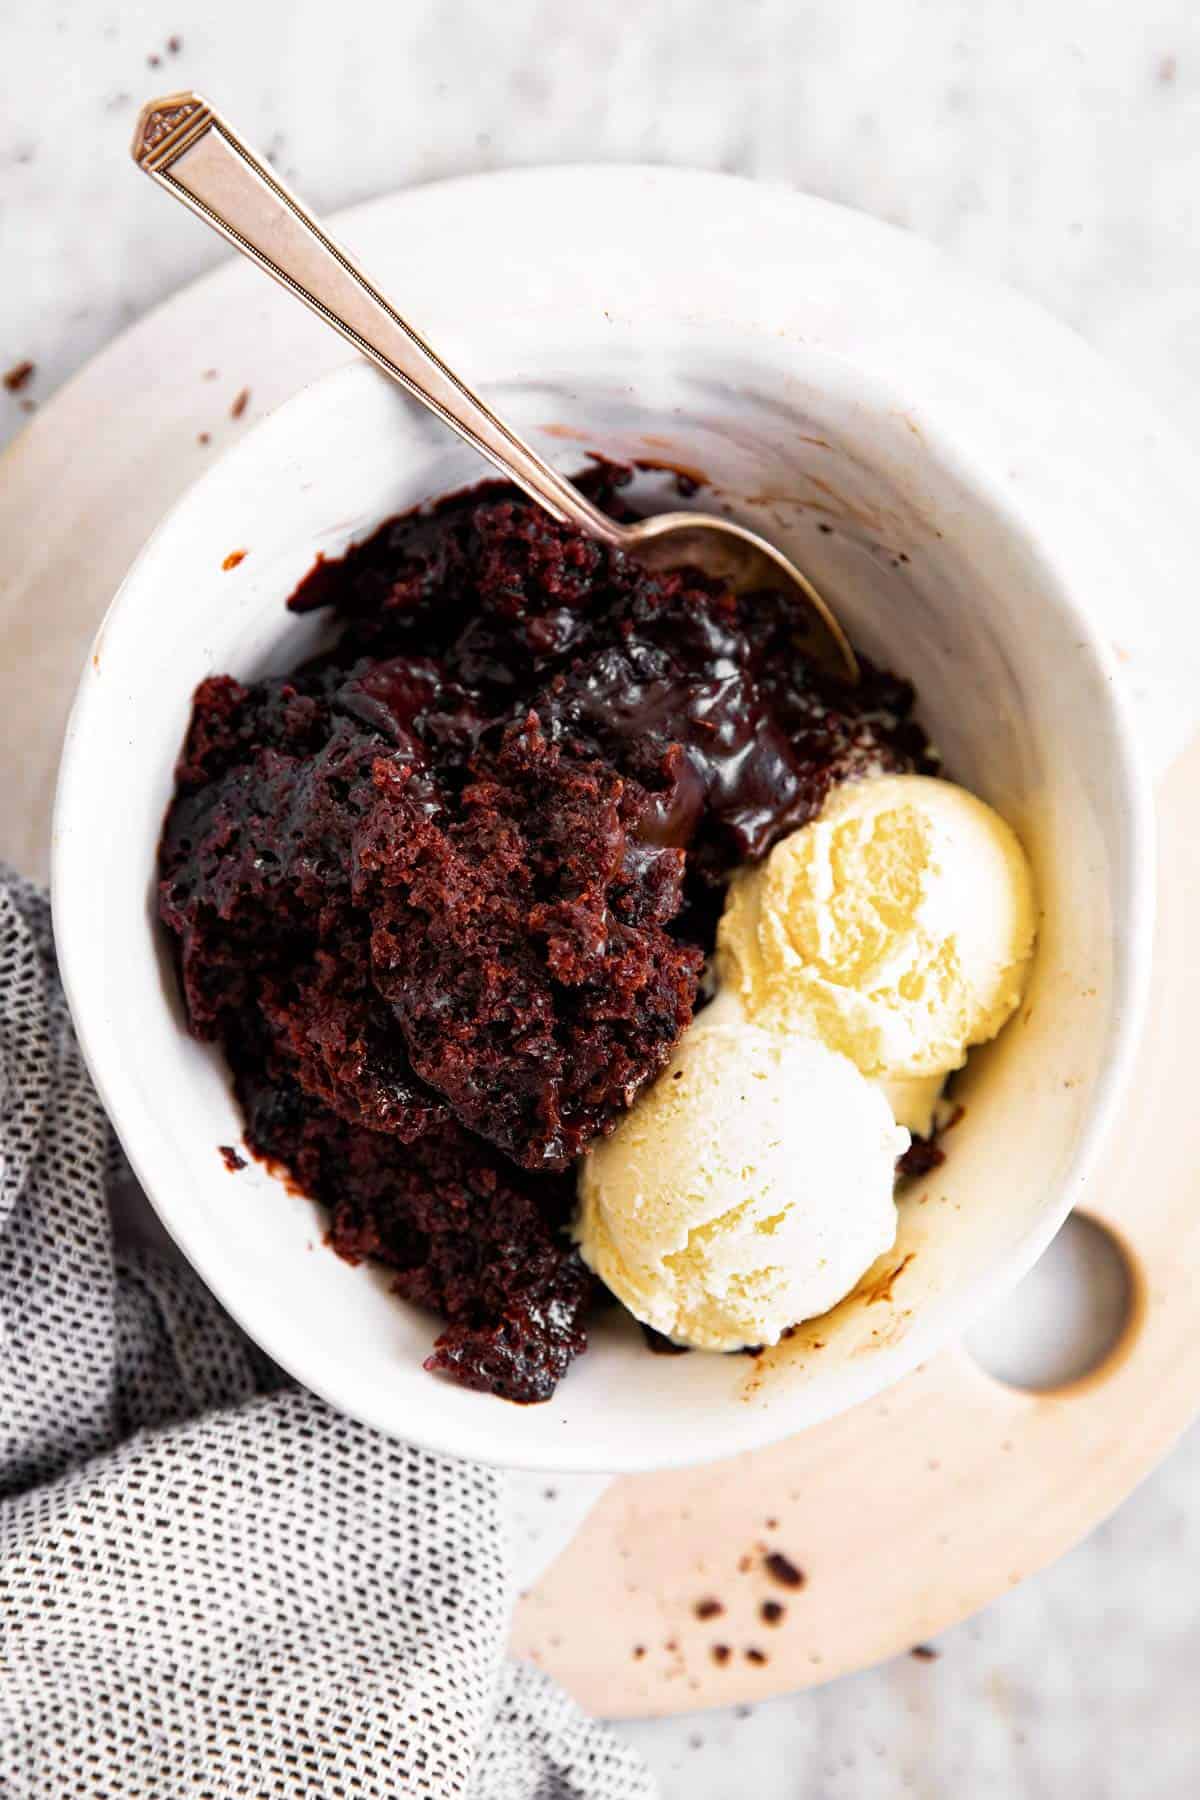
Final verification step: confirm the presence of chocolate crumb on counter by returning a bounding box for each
[218,1144,246,1172]
[694,1597,724,1620]
[761,1600,785,1625]
[4,360,34,393]
[632,1645,646,1660]
[197,432,211,446]
[222,550,247,571]
[764,1551,806,1588]
[167,33,182,53]
[745,1648,767,1665]
[230,387,250,419]
[711,1644,731,1666]
[911,1644,940,1661]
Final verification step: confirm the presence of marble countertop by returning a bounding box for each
[6,3,1200,1794]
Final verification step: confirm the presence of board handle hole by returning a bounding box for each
[964,1212,1138,1393]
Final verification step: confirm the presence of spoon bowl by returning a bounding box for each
[614,508,859,675]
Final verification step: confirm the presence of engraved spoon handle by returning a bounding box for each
[131,93,625,545]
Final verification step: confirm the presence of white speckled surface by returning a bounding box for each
[5,3,1200,1792]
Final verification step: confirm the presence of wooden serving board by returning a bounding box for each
[4,184,1198,1723]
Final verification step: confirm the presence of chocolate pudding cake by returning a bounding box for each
[158,465,934,1401]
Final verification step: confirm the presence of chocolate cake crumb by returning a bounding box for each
[911,1644,940,1661]
[745,1647,767,1665]
[761,1600,785,1625]
[897,1135,946,1179]
[4,360,34,393]
[230,387,250,419]
[711,1644,731,1665]
[218,1144,246,1171]
[694,1597,724,1620]
[222,549,246,570]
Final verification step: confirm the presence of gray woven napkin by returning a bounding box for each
[0,871,654,1799]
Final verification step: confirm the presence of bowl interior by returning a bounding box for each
[54,346,1144,1470]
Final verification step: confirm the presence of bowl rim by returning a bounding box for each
[51,171,1156,1472]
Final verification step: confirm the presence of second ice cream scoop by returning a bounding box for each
[718,774,1036,1083]
[577,1009,908,1351]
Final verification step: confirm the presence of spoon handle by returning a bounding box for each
[131,93,624,545]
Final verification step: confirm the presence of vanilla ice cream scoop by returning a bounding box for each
[576,1012,908,1351]
[717,774,1036,1082]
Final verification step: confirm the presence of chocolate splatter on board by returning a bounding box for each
[764,1551,806,1588]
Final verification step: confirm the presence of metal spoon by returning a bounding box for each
[131,93,858,681]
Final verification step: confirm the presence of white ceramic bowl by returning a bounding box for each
[53,171,1152,1472]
